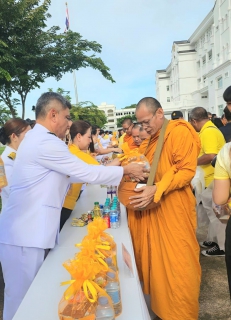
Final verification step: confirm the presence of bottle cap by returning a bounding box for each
[98,296,109,305]
[94,202,99,205]
[105,257,112,265]
[107,271,115,278]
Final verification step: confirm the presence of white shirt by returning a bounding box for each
[0,124,123,249]
[1,145,16,209]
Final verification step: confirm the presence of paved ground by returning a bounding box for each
[0,226,230,319]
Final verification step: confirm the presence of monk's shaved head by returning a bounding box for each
[132,123,141,130]
[136,97,162,114]
[122,118,133,126]
[189,107,208,122]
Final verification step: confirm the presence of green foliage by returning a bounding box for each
[116,114,137,128]
[48,87,72,102]
[0,104,16,126]
[0,147,5,155]
[47,87,107,127]
[0,0,115,119]
[123,104,137,109]
[71,102,107,128]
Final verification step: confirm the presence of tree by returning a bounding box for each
[71,102,107,128]
[0,104,16,126]
[48,87,107,127]
[122,104,137,109]
[0,0,115,119]
[48,87,72,102]
[116,114,137,128]
[0,40,13,81]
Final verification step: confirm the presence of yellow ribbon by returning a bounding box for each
[61,278,113,304]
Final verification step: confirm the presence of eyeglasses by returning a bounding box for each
[123,124,133,131]
[138,114,155,128]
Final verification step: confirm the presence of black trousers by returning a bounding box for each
[60,207,72,231]
[225,217,231,298]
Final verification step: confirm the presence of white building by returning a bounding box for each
[156,0,231,119]
[98,102,136,130]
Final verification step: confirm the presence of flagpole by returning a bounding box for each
[65,2,78,106]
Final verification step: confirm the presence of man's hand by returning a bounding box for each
[114,148,122,153]
[197,153,216,166]
[106,158,121,166]
[129,185,157,208]
[123,163,149,182]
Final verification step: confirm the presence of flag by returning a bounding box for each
[64,3,69,32]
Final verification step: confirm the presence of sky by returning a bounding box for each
[22,0,215,119]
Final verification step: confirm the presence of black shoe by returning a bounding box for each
[201,245,225,257]
[199,240,217,248]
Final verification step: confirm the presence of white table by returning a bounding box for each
[13,185,151,320]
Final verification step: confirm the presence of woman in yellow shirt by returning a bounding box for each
[60,120,99,230]
[60,120,120,230]
[213,143,231,297]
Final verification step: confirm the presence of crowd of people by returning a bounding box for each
[0,88,231,320]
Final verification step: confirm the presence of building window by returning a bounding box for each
[225,71,229,78]
[208,50,212,60]
[108,119,114,123]
[197,61,200,68]
[217,77,223,89]
[167,97,170,102]
[201,95,208,98]
[210,80,213,85]
[218,104,224,117]
[166,85,169,91]
[202,56,206,65]
[203,77,207,83]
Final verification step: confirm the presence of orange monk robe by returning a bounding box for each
[123,133,137,150]
[128,120,201,320]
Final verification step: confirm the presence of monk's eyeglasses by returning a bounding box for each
[123,124,133,131]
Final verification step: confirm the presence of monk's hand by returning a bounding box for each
[129,185,157,208]
[123,163,147,182]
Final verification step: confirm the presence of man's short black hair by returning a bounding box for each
[35,92,71,119]
[189,107,208,121]
[224,106,231,121]
[223,86,231,102]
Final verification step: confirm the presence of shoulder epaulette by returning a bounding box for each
[8,152,16,160]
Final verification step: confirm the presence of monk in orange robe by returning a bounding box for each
[128,98,201,320]
[122,118,138,150]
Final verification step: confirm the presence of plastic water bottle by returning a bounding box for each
[105,272,122,317]
[111,186,117,199]
[107,186,112,199]
[95,296,115,320]
[110,206,119,229]
[94,202,101,218]
[105,257,117,272]
[100,204,104,216]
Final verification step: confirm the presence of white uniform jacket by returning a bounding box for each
[1,145,16,209]
[0,124,123,249]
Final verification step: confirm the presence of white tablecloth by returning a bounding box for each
[13,185,151,320]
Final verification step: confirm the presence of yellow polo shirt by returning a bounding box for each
[63,144,99,210]
[199,121,225,187]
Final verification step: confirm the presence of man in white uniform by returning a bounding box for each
[0,92,145,320]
